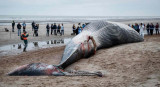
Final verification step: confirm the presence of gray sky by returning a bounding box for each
[0,0,160,16]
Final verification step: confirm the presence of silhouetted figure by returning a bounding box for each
[32,21,35,31]
[33,24,39,37]
[12,20,15,32]
[146,23,150,35]
[46,24,50,36]
[150,23,154,35]
[155,23,159,35]
[53,23,57,35]
[57,24,61,35]
[17,23,22,36]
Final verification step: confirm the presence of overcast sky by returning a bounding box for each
[0,0,160,16]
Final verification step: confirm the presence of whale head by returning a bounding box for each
[58,41,83,69]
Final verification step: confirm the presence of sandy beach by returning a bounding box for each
[0,20,160,87]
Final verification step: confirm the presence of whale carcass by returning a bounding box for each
[7,21,143,76]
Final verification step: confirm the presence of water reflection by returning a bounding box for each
[0,38,71,56]
[33,42,39,47]
[18,44,21,49]
[47,41,49,44]
[51,40,53,44]
[46,39,64,45]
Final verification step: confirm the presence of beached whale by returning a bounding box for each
[7,21,143,76]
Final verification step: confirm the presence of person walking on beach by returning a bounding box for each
[12,20,15,32]
[17,23,22,36]
[21,31,29,52]
[33,24,39,37]
[139,23,145,38]
[150,23,154,35]
[46,24,50,36]
[57,24,61,35]
[61,23,64,35]
[146,23,150,35]
[31,21,35,31]
[53,23,57,35]
[22,21,26,32]
[155,23,159,35]
[72,24,76,35]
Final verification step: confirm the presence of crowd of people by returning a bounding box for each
[72,23,86,35]
[128,23,159,38]
[11,21,87,37]
[46,23,64,36]
[11,20,159,52]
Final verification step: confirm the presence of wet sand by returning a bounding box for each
[0,23,75,46]
[0,35,160,87]
[0,21,160,87]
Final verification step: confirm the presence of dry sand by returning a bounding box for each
[0,21,160,87]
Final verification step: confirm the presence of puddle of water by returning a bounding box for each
[0,38,72,57]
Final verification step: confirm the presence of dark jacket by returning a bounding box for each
[32,22,35,27]
[146,24,150,29]
[17,24,21,29]
[51,25,54,30]
[53,25,57,29]
[150,25,154,29]
[12,22,15,26]
[34,26,38,30]
[46,25,50,30]
[57,25,61,30]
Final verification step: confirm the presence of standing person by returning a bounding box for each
[46,24,50,36]
[12,20,15,32]
[53,23,57,35]
[51,24,54,35]
[22,21,26,32]
[61,23,64,35]
[155,23,159,35]
[76,26,79,35]
[17,23,22,36]
[131,24,135,29]
[72,24,76,35]
[146,23,150,35]
[134,23,140,33]
[57,24,61,35]
[21,31,29,52]
[128,24,131,27]
[150,23,154,35]
[139,23,145,38]
[31,21,35,31]
[33,24,39,37]
[78,26,82,34]
[82,24,86,31]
